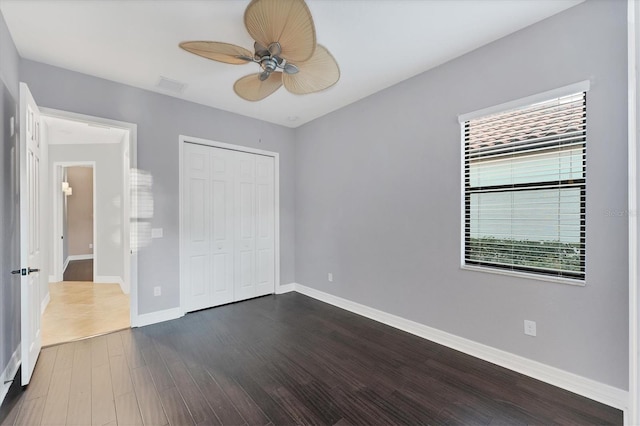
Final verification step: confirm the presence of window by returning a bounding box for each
[462,89,586,281]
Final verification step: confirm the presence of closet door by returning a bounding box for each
[234,151,257,301]
[209,148,235,306]
[233,152,275,301]
[183,143,212,312]
[182,143,275,312]
[255,155,275,297]
[183,144,235,311]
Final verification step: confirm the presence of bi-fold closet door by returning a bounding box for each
[183,142,275,313]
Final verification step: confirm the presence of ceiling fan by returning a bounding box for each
[179,0,340,102]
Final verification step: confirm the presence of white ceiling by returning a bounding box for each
[1,0,583,128]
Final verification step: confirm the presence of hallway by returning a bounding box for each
[42,281,130,347]
[62,259,93,282]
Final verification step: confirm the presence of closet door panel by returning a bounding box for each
[183,143,212,312]
[189,255,208,299]
[234,152,256,301]
[255,156,275,296]
[210,149,235,306]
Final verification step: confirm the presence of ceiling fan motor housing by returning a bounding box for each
[259,57,279,80]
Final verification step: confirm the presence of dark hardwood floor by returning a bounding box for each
[0,292,622,425]
[63,259,93,282]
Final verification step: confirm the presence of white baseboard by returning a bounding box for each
[292,283,629,412]
[135,283,296,329]
[276,283,295,294]
[64,254,94,273]
[0,346,20,407]
[68,254,94,261]
[95,276,124,285]
[132,307,183,328]
[95,276,127,294]
[41,291,50,315]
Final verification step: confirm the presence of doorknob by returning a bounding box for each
[11,268,39,275]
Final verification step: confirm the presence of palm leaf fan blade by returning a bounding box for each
[282,45,339,94]
[179,41,253,65]
[244,0,316,62]
[234,72,283,101]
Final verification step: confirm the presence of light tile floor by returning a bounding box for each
[42,281,130,347]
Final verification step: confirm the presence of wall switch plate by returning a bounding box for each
[151,228,163,239]
[524,320,537,337]
[89,243,93,249]
[328,273,333,282]
[154,286,161,297]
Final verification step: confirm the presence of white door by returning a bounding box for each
[19,83,42,385]
[234,151,257,301]
[210,148,235,306]
[183,143,235,311]
[255,155,275,296]
[182,143,275,311]
[183,143,213,312]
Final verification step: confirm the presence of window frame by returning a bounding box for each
[459,81,590,286]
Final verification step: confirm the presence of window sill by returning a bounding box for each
[461,264,585,287]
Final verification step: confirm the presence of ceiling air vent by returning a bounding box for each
[156,76,186,94]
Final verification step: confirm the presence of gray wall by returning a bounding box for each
[0,9,18,99]
[20,61,297,314]
[49,145,123,280]
[294,0,628,389]
[0,10,20,388]
[3,0,629,393]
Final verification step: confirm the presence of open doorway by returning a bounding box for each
[60,164,95,282]
[41,112,137,346]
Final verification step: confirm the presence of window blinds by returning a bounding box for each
[463,92,586,280]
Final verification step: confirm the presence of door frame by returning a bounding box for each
[41,107,139,326]
[52,161,97,283]
[628,0,639,422]
[178,135,281,316]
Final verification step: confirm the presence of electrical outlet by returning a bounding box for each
[154,286,161,297]
[524,320,537,337]
[89,243,93,249]
[328,272,333,282]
